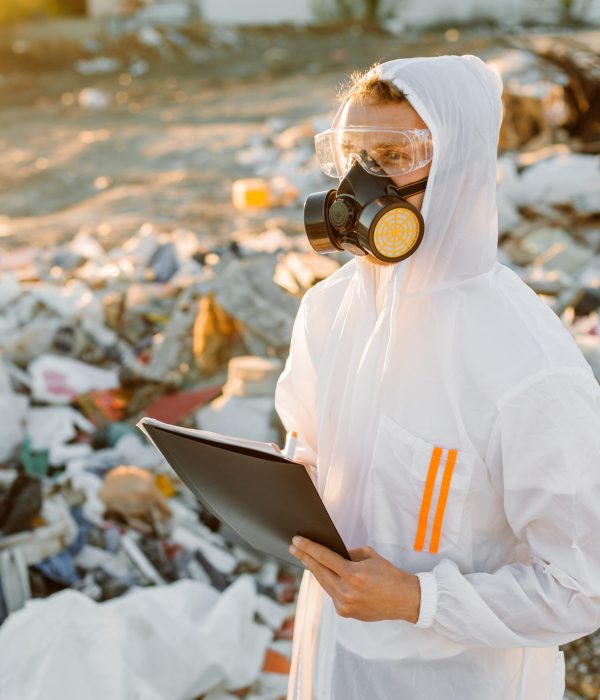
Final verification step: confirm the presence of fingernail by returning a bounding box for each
[289,544,297,555]
[292,536,302,547]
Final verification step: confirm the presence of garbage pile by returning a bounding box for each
[5,4,360,85]
[9,5,246,78]
[488,41,600,151]
[0,27,598,699]
[490,46,600,396]
[0,222,343,699]
[492,42,600,700]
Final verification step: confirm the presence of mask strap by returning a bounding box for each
[391,176,428,199]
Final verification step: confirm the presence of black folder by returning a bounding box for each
[137,419,350,568]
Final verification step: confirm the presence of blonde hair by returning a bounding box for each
[336,61,407,106]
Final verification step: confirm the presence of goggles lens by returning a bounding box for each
[315,127,433,179]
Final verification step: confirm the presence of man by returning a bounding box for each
[275,55,600,699]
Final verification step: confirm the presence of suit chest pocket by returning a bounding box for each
[363,414,480,555]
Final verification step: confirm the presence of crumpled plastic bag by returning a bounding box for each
[28,354,120,405]
[0,361,28,463]
[0,575,272,700]
[98,465,171,535]
[25,405,95,452]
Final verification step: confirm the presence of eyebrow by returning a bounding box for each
[340,141,402,149]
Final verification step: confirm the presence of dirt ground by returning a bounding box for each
[0,23,530,253]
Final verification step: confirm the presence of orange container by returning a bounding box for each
[232,176,298,210]
[232,178,271,209]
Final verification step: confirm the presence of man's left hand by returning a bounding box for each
[288,536,421,624]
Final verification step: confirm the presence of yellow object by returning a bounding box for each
[0,0,63,23]
[155,473,176,498]
[231,176,298,210]
[232,178,271,210]
[372,208,420,259]
[193,293,241,375]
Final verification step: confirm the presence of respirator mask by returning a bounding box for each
[304,126,433,263]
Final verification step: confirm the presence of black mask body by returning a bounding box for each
[304,161,428,263]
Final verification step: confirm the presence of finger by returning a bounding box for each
[347,546,376,562]
[293,548,340,597]
[292,537,349,577]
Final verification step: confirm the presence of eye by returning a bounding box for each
[374,149,410,164]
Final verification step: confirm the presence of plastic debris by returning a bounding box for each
[0,492,78,566]
[120,532,166,585]
[0,361,27,463]
[0,576,271,700]
[74,57,121,76]
[25,406,95,452]
[0,28,597,699]
[28,354,120,405]
[211,255,300,353]
[193,294,244,375]
[78,87,112,110]
[232,177,299,210]
[0,474,42,537]
[196,356,283,442]
[0,273,21,310]
[74,388,131,423]
[98,465,172,535]
[144,385,224,424]
[274,251,341,297]
[0,547,31,619]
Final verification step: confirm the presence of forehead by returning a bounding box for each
[335,98,427,130]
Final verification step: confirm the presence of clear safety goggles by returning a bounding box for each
[314,126,433,179]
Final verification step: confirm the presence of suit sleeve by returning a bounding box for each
[415,368,600,646]
[274,294,319,485]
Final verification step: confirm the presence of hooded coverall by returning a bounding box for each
[275,54,600,700]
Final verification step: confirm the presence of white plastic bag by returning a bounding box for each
[0,575,272,700]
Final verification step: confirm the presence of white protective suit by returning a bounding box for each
[274,54,600,700]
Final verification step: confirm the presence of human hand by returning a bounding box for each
[288,536,421,623]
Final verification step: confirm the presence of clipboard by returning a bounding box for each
[136,417,350,567]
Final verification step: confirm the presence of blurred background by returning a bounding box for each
[0,1,599,699]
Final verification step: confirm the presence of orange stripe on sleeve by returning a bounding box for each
[413,446,443,551]
[428,449,458,554]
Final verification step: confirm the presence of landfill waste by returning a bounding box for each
[0,361,27,462]
[232,115,333,203]
[78,87,112,110]
[0,487,79,617]
[0,213,318,696]
[208,255,301,356]
[195,355,284,443]
[0,576,274,700]
[144,385,224,424]
[0,474,42,537]
[274,251,341,297]
[1,23,598,699]
[0,546,31,618]
[193,294,244,375]
[74,57,121,76]
[98,465,172,535]
[488,40,600,150]
[232,177,299,210]
[25,406,95,452]
[29,355,120,405]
